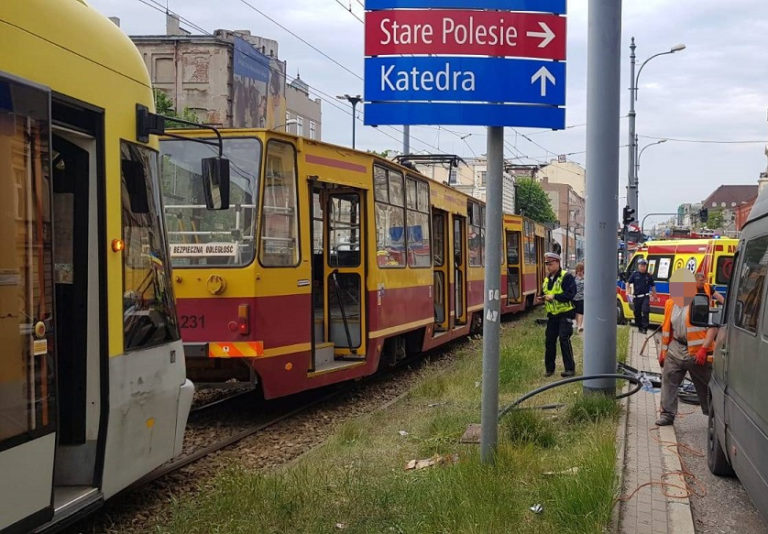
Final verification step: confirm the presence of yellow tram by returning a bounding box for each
[0,1,217,531]
[160,129,551,399]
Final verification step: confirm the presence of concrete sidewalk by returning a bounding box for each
[616,329,695,534]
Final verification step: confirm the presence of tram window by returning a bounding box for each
[374,166,406,268]
[328,194,360,268]
[260,140,299,267]
[406,177,431,268]
[121,142,180,351]
[406,179,417,210]
[524,220,536,264]
[507,232,520,265]
[161,137,261,267]
[374,166,388,202]
[388,171,404,207]
[0,80,56,443]
[468,201,484,267]
[433,213,445,267]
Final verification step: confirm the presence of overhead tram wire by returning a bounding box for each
[235,0,363,81]
[639,134,768,145]
[133,0,441,152]
[333,0,365,24]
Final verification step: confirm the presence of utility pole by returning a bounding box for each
[627,38,637,220]
[403,125,410,155]
[336,94,362,149]
[584,0,622,395]
[480,126,503,463]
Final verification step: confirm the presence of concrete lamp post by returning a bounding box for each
[336,94,362,149]
[627,39,685,221]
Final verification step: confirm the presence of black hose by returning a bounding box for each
[498,373,644,421]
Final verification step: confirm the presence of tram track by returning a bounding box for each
[66,336,472,534]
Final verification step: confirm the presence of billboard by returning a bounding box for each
[232,37,286,129]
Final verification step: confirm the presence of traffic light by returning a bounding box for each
[622,205,635,226]
[699,207,708,223]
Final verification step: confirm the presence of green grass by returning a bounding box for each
[617,325,629,364]
[154,313,621,534]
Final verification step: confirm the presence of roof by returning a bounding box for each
[702,184,758,208]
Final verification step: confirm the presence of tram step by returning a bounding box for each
[309,359,366,377]
[314,343,335,368]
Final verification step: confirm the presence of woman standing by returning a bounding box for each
[574,262,585,332]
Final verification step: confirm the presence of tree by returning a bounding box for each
[515,177,557,223]
[706,208,725,231]
[153,89,199,126]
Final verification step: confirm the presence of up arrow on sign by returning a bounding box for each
[526,21,556,48]
[531,66,556,97]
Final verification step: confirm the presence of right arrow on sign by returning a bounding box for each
[531,66,556,97]
[526,22,556,48]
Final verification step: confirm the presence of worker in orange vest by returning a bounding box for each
[656,269,713,426]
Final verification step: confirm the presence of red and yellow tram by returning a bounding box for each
[160,131,550,399]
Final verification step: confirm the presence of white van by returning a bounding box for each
[693,190,768,519]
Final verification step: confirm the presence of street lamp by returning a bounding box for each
[627,38,685,221]
[336,94,362,149]
[636,138,668,178]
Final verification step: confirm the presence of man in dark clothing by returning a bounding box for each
[540,252,577,377]
[627,258,656,334]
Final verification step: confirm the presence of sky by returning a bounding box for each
[88,0,768,224]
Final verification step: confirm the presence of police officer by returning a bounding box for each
[627,258,656,334]
[540,252,577,377]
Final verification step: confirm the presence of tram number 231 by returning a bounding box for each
[180,314,206,329]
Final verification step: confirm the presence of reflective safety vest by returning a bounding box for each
[542,270,574,316]
[660,299,712,359]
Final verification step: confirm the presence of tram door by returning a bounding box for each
[432,210,449,332]
[506,230,522,305]
[453,216,467,326]
[0,79,58,531]
[311,185,367,367]
[50,130,101,490]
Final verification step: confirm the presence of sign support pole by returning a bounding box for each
[480,126,504,463]
[584,0,622,394]
[403,125,410,155]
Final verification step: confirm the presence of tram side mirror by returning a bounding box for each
[122,159,149,214]
[201,157,230,210]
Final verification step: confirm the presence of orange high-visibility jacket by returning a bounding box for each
[660,299,711,360]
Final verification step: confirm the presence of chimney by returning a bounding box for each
[166,13,185,36]
[108,16,120,27]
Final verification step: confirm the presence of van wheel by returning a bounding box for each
[616,299,627,325]
[707,403,734,476]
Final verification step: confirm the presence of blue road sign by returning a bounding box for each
[364,0,566,14]
[364,102,565,128]
[365,57,565,106]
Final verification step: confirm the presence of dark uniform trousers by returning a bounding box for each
[545,313,575,373]
[633,295,651,331]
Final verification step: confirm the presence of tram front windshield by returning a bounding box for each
[160,137,262,267]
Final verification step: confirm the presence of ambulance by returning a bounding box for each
[616,238,737,325]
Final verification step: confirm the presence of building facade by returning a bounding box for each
[536,159,587,198]
[130,15,320,136]
[284,75,321,139]
[539,176,585,268]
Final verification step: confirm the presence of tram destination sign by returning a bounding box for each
[363,0,566,128]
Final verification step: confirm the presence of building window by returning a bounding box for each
[296,116,304,137]
[479,170,487,186]
[309,120,317,140]
[449,167,458,184]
